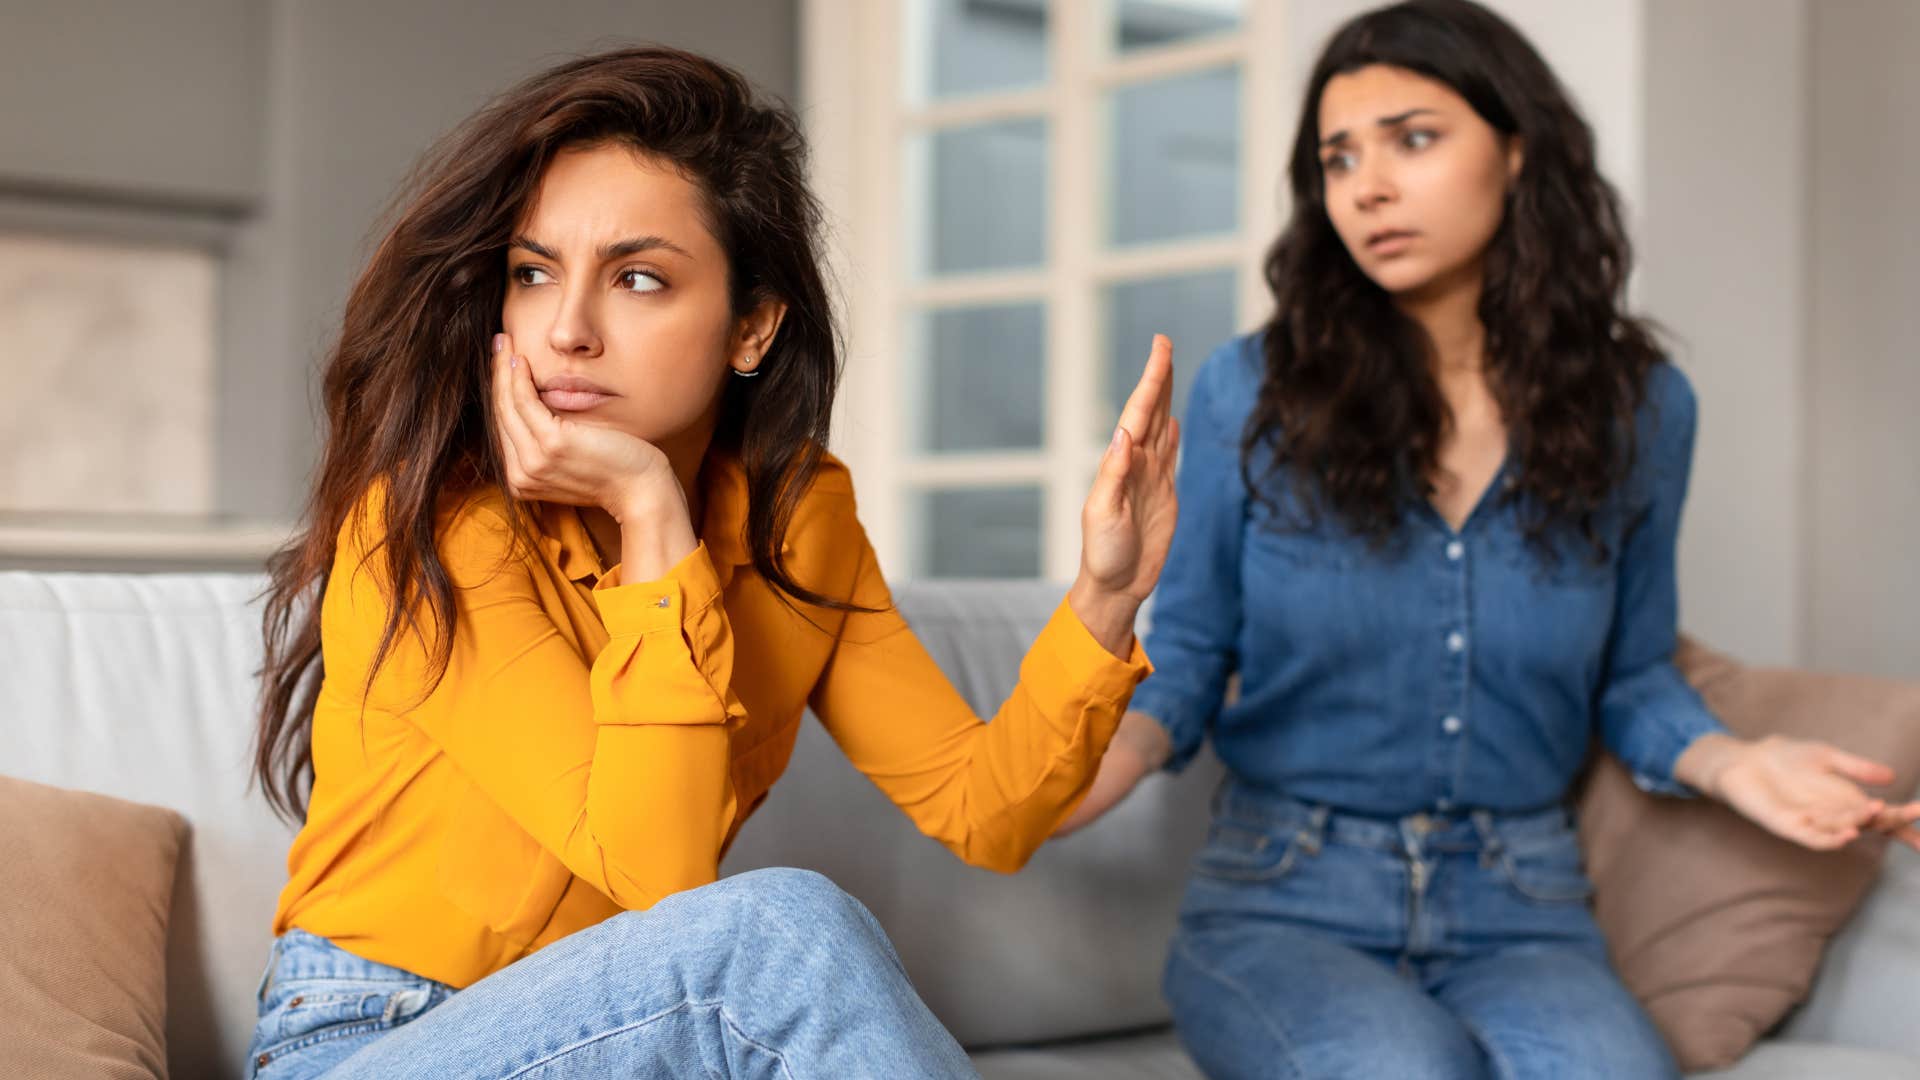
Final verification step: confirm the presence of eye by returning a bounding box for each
[1402,129,1439,150]
[511,265,552,286]
[617,268,665,294]
[1321,150,1356,175]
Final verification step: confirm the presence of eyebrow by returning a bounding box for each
[1319,108,1441,149]
[509,233,694,263]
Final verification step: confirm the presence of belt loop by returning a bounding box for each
[255,935,282,1005]
[1471,809,1503,868]
[1297,804,1331,855]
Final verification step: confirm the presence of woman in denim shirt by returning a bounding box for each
[1059,2,1920,1077]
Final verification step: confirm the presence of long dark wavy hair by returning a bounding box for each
[1249,0,1663,553]
[253,47,849,823]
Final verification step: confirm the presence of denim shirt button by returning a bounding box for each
[1446,631,1466,653]
[1442,715,1463,735]
[1445,540,1464,561]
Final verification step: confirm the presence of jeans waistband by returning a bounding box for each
[1211,779,1575,857]
[257,928,442,1003]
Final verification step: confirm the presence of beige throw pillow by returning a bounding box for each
[0,776,187,1080]
[1578,639,1920,1072]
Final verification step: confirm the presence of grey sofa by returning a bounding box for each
[3,571,1917,1078]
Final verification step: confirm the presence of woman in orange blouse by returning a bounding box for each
[243,47,1177,1079]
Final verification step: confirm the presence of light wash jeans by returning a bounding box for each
[1163,781,1678,1080]
[245,868,977,1079]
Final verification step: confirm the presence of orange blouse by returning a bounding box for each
[272,454,1151,988]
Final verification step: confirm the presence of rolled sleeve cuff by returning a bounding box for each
[1019,598,1152,718]
[1126,682,1207,774]
[1605,683,1729,799]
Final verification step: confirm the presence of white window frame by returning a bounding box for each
[803,0,1290,581]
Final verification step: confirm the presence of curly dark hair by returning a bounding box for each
[1247,0,1663,556]
[253,46,848,823]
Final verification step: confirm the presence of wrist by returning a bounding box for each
[1066,576,1140,659]
[606,472,685,525]
[611,482,698,583]
[1674,732,1748,800]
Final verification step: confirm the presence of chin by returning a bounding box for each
[1364,266,1436,298]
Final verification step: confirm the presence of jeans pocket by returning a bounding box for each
[249,979,438,1077]
[1192,820,1308,883]
[1496,844,1595,904]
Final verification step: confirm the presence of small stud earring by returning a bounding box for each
[733,352,761,378]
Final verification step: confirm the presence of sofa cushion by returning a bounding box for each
[0,776,187,1080]
[0,571,296,1080]
[724,580,1222,1049]
[1578,638,1920,1072]
[1688,1041,1920,1080]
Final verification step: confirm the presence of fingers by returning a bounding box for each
[1114,334,1172,450]
[1868,800,1920,834]
[491,334,547,496]
[1089,425,1134,516]
[505,341,561,448]
[1823,746,1898,787]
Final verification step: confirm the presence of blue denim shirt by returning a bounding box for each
[1131,334,1727,815]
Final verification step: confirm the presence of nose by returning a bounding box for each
[1351,156,1396,212]
[546,284,603,359]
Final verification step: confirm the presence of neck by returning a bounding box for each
[1396,263,1487,377]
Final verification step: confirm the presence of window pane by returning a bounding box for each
[908,303,1045,453]
[1102,268,1236,438]
[906,0,1048,102]
[1107,66,1239,247]
[1112,0,1243,53]
[911,487,1044,578]
[910,118,1049,276]
[0,233,215,516]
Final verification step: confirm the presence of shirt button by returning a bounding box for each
[1436,797,1456,812]
[654,596,671,609]
[1442,715,1463,735]
[1446,541,1464,561]
[1447,631,1466,653]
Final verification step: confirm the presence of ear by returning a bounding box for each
[1505,134,1526,185]
[730,297,787,375]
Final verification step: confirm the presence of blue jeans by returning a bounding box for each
[245,868,976,1079]
[1164,781,1677,1080]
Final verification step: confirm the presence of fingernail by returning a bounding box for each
[493,333,507,353]
[1110,426,1126,453]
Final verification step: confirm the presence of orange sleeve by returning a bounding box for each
[804,498,1152,873]
[327,493,745,910]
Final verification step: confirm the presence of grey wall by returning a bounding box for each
[1641,0,1809,668]
[0,0,269,210]
[1806,0,1920,678]
[0,0,797,530]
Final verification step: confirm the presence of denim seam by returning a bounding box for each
[499,998,793,1080]
[1171,936,1305,1080]
[1450,1009,1521,1080]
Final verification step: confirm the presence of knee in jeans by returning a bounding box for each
[714,868,880,940]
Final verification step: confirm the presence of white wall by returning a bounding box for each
[1640,0,1809,668]
[1806,0,1920,678]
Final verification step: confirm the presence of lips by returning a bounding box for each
[1366,229,1419,254]
[536,374,618,412]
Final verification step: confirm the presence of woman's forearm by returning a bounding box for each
[1055,710,1173,836]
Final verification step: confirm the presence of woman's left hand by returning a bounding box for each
[1683,732,1920,852]
[1068,335,1179,654]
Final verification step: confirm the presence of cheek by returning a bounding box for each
[1421,156,1510,254]
[499,288,544,341]
[601,302,736,430]
[1322,193,1367,258]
